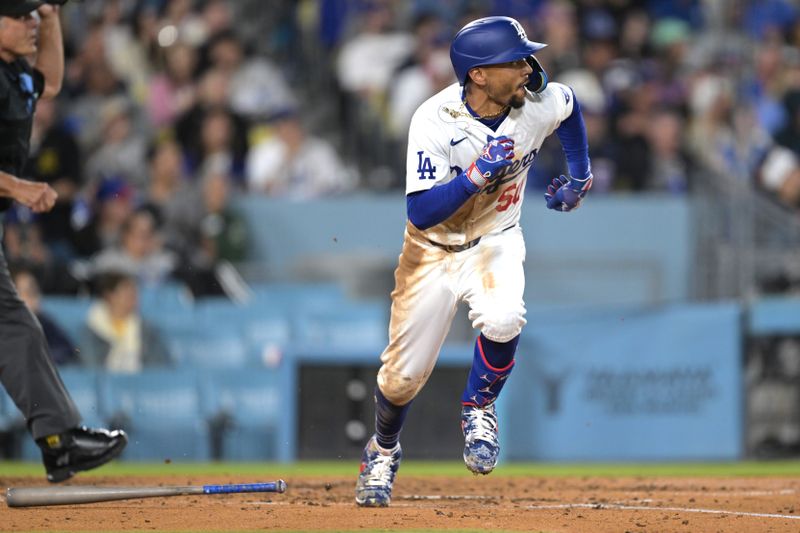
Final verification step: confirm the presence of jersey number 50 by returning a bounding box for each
[496,178,525,212]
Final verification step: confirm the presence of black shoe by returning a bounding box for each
[37,426,128,483]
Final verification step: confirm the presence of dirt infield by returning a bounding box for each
[2,474,799,532]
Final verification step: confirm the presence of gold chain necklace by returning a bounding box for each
[461,99,509,120]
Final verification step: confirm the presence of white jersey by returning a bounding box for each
[405,81,574,246]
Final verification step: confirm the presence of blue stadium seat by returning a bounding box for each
[0,387,23,433]
[98,370,209,461]
[139,282,195,333]
[59,369,104,428]
[40,296,92,342]
[292,301,388,349]
[194,298,291,367]
[138,281,194,312]
[248,282,347,314]
[198,368,293,462]
[180,329,249,368]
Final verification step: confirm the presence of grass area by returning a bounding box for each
[3,460,800,478]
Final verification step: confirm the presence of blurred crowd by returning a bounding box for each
[5,0,800,301]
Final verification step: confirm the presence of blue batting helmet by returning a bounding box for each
[450,16,547,87]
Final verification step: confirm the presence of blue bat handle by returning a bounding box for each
[202,480,287,494]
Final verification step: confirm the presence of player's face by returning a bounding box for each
[481,58,533,109]
[0,12,39,60]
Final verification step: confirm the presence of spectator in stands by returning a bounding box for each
[167,161,249,297]
[758,145,800,209]
[146,41,198,128]
[196,107,246,184]
[334,0,414,179]
[387,39,454,140]
[685,73,737,179]
[84,97,149,193]
[173,67,248,180]
[91,207,177,288]
[24,97,83,261]
[10,267,79,366]
[537,1,581,74]
[71,176,136,259]
[645,108,694,193]
[203,29,296,122]
[79,271,172,373]
[64,29,128,155]
[143,138,189,237]
[2,210,79,295]
[98,0,152,102]
[246,109,354,198]
[776,89,800,155]
[335,0,414,100]
[194,167,249,265]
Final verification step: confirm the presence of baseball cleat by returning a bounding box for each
[38,426,128,483]
[355,435,402,507]
[461,403,499,474]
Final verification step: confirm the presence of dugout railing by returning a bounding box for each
[692,168,800,301]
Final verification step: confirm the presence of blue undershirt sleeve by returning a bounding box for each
[407,171,480,230]
[555,91,592,180]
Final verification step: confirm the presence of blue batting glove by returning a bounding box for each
[544,174,593,212]
[465,135,515,188]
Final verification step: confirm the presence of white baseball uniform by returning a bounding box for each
[377,81,576,405]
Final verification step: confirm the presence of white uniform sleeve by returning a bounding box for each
[549,82,576,124]
[405,107,451,195]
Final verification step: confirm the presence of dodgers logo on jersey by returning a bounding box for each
[416,151,436,180]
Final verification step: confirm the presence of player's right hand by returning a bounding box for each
[465,135,515,188]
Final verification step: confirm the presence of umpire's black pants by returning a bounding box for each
[0,247,80,439]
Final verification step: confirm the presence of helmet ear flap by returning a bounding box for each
[525,56,548,93]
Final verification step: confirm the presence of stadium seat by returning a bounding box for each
[180,329,249,368]
[40,296,92,342]
[248,282,347,314]
[59,369,104,428]
[0,387,26,460]
[198,368,294,462]
[0,387,21,432]
[98,370,209,461]
[138,281,194,312]
[195,297,292,367]
[292,301,388,349]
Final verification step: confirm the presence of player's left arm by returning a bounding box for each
[545,85,593,212]
[34,4,64,99]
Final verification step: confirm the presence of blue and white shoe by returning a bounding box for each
[461,403,499,474]
[355,435,402,507]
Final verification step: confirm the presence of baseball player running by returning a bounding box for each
[355,16,593,507]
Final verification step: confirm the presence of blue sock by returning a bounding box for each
[461,334,518,406]
[374,386,411,450]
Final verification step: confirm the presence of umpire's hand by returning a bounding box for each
[13,179,58,213]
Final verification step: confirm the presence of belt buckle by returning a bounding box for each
[433,236,481,253]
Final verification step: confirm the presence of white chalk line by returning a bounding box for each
[399,494,496,501]
[525,502,800,521]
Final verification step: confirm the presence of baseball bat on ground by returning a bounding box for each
[6,480,287,508]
